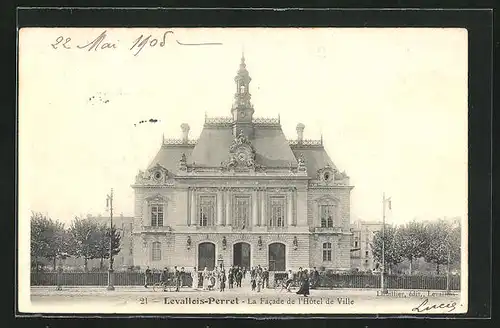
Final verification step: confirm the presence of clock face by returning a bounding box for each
[237,152,247,162]
[239,111,246,118]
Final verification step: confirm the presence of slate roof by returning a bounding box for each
[147,144,194,173]
[146,124,339,180]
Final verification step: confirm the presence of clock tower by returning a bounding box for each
[231,53,254,137]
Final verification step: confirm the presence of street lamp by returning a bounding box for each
[106,188,115,291]
[445,220,459,294]
[380,192,391,295]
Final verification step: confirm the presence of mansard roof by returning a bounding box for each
[147,142,194,173]
[146,123,340,179]
[188,124,298,168]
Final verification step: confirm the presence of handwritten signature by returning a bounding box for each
[412,298,457,313]
[51,30,222,56]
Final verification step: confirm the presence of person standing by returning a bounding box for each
[220,270,226,292]
[228,266,234,289]
[214,267,220,291]
[160,267,168,291]
[262,267,269,289]
[256,268,262,292]
[202,267,209,290]
[174,266,181,292]
[236,267,242,287]
[311,267,320,289]
[192,267,198,290]
[144,266,152,288]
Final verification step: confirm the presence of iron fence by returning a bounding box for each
[31,271,460,290]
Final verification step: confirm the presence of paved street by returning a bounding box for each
[29,285,463,314]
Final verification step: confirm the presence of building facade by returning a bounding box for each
[350,220,383,272]
[132,55,354,272]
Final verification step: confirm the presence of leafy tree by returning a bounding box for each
[69,217,101,272]
[422,219,461,274]
[96,223,121,270]
[30,212,71,271]
[371,225,404,274]
[397,220,427,274]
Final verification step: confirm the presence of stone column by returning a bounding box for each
[287,190,293,227]
[252,190,259,226]
[190,188,197,226]
[217,190,224,225]
[225,190,231,226]
[260,189,266,226]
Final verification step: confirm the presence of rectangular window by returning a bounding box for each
[234,196,250,229]
[365,250,369,257]
[151,204,164,227]
[152,242,161,261]
[130,222,133,233]
[354,241,359,247]
[129,247,133,256]
[322,242,332,261]
[320,205,335,228]
[199,195,216,226]
[269,197,285,227]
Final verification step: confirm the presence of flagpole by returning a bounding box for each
[380,192,388,294]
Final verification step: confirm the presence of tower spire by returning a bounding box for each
[232,52,254,137]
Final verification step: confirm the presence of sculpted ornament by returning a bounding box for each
[135,163,169,184]
[223,129,257,170]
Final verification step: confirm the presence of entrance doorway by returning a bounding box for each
[268,243,286,271]
[198,242,215,270]
[233,242,251,270]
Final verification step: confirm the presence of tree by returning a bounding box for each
[95,223,122,270]
[422,219,461,274]
[397,220,427,274]
[69,217,101,272]
[30,212,72,271]
[371,225,404,274]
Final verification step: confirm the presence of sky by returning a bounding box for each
[19,28,468,226]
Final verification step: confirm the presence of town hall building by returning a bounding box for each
[131,55,354,272]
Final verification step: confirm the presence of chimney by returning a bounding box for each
[296,123,305,142]
[181,123,190,143]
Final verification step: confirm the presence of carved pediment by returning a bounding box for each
[145,193,167,203]
[135,163,169,184]
[314,195,340,204]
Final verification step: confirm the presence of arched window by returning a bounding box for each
[152,242,161,261]
[322,242,332,261]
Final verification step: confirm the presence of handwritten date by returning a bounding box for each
[51,30,222,56]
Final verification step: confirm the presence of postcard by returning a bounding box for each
[18,27,468,315]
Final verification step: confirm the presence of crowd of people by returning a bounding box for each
[143,264,321,296]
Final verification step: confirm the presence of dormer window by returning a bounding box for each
[240,85,245,94]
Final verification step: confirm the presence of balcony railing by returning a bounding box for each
[314,226,344,234]
[141,225,173,233]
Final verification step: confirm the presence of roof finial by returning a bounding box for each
[162,133,165,144]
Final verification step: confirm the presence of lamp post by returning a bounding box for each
[380,192,390,295]
[106,188,115,291]
[445,220,459,294]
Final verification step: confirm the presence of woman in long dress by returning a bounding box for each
[192,266,198,289]
[202,267,209,290]
[296,269,310,297]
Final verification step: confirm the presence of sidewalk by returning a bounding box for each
[30,285,460,295]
